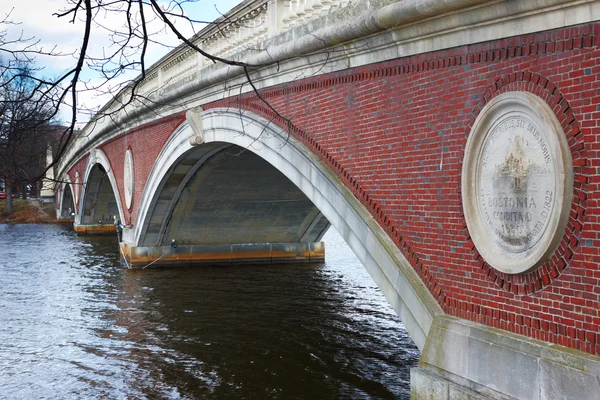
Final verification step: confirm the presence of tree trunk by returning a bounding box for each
[4,185,13,215]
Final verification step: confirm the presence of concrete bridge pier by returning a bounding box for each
[73,223,117,236]
[120,241,325,268]
[411,315,600,400]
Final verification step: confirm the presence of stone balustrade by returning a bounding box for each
[282,0,349,29]
[137,0,352,97]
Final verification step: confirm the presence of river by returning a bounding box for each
[0,224,418,399]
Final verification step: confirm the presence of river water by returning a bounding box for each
[0,224,418,399]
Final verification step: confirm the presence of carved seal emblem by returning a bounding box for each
[462,92,573,274]
[124,149,134,210]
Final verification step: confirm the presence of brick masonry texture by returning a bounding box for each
[80,22,600,355]
[98,115,185,226]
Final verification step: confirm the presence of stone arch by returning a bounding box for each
[58,177,76,220]
[133,108,442,350]
[78,149,124,226]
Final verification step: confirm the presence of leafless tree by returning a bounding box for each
[0,62,61,214]
[2,1,297,174]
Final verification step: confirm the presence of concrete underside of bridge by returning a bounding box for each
[59,184,74,219]
[56,184,75,224]
[74,164,119,236]
[126,143,329,267]
[74,224,117,235]
[120,241,324,268]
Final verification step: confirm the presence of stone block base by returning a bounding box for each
[417,315,600,400]
[411,368,489,400]
[120,241,325,268]
[74,224,117,236]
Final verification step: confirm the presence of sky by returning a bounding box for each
[1,0,242,124]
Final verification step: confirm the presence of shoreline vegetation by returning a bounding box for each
[0,199,58,224]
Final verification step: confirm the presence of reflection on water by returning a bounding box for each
[0,224,419,399]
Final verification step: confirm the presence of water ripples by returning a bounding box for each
[0,224,418,399]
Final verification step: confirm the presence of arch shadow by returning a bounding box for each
[78,149,124,226]
[58,180,76,220]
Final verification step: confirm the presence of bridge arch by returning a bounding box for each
[132,108,442,350]
[77,149,124,226]
[58,178,76,220]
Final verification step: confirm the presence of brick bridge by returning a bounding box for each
[54,0,600,398]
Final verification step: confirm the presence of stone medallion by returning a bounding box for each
[462,92,573,274]
[124,149,134,210]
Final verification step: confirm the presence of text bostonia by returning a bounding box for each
[486,197,537,208]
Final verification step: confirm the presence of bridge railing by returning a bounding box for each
[138,0,351,98]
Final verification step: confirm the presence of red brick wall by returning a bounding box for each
[98,114,185,225]
[204,22,600,355]
[73,22,600,355]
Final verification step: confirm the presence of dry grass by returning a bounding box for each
[0,199,56,224]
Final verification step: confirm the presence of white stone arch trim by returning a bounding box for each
[77,148,125,225]
[128,122,194,245]
[57,175,76,219]
[134,108,443,350]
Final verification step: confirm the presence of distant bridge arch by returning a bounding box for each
[57,178,75,221]
[76,149,124,234]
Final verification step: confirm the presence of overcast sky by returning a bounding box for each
[1,0,242,124]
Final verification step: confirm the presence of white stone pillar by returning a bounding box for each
[267,0,280,37]
[40,145,55,200]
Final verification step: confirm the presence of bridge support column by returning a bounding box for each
[73,223,117,236]
[411,316,600,400]
[411,369,485,399]
[120,242,325,268]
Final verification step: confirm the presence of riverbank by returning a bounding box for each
[0,199,57,224]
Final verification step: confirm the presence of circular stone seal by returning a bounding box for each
[462,92,573,274]
[124,149,134,210]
